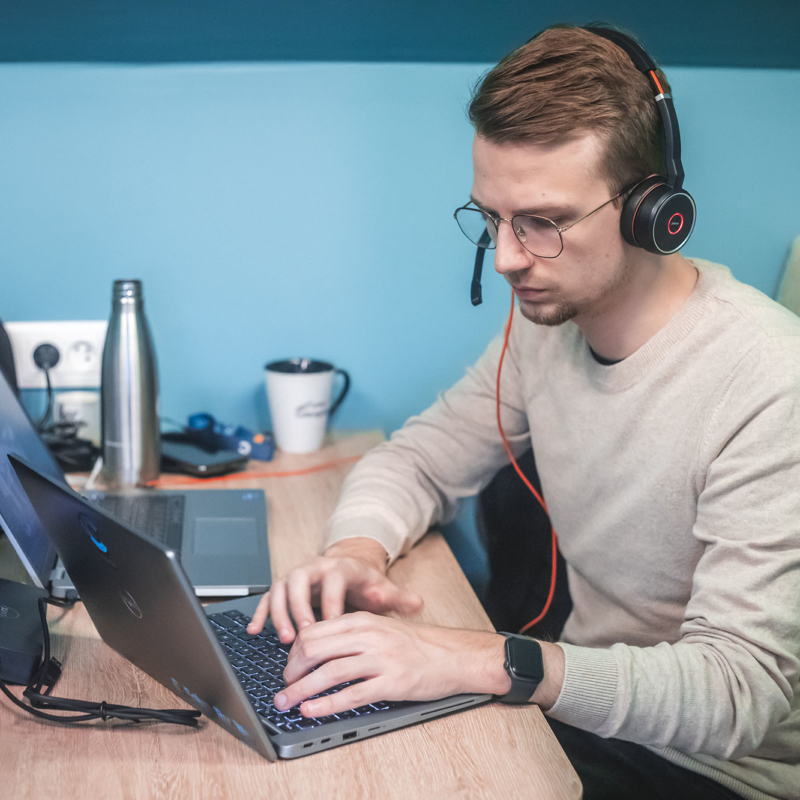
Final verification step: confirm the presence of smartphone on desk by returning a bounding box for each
[161,439,248,477]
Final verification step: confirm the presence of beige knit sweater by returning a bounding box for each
[324,260,800,800]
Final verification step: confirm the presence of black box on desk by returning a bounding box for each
[0,578,47,684]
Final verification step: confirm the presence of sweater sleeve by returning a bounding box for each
[548,336,800,760]
[323,327,532,564]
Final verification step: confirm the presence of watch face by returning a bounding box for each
[507,637,544,681]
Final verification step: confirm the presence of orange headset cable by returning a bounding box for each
[495,289,559,635]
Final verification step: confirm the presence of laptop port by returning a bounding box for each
[303,743,313,749]
[321,737,331,744]
[343,731,357,741]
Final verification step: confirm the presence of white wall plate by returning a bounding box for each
[5,320,108,390]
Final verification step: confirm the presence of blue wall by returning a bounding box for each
[2,62,799,590]
[2,62,799,434]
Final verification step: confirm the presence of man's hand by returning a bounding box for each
[273,612,513,717]
[247,538,423,642]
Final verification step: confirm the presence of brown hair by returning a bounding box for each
[468,25,670,197]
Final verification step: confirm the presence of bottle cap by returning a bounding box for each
[112,280,143,300]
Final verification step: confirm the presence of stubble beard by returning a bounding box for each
[515,255,633,328]
[516,295,579,327]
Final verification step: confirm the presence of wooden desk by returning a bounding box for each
[0,432,581,799]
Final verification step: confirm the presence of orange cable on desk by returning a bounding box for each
[495,289,559,636]
[148,453,363,487]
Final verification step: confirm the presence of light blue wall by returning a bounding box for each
[2,62,799,434]
[2,62,799,589]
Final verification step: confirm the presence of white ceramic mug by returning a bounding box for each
[264,359,350,454]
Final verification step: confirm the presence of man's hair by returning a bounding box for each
[468,25,671,197]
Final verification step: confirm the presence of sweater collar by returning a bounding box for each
[581,259,723,392]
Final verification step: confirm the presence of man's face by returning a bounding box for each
[470,133,631,327]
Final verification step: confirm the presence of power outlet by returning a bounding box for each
[6,321,108,390]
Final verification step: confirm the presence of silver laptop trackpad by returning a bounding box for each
[191,518,260,555]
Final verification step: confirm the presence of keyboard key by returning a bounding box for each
[209,614,240,630]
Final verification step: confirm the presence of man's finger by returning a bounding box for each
[284,618,372,683]
[287,570,316,631]
[275,656,367,711]
[387,584,424,616]
[300,679,384,718]
[360,580,424,615]
[247,591,271,634]
[269,580,296,642]
[320,571,347,620]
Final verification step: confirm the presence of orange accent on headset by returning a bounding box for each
[496,290,559,635]
[649,70,665,94]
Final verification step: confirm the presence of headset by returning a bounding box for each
[587,26,696,255]
[470,26,697,307]
[477,27,696,634]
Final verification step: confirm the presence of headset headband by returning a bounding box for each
[584,26,684,190]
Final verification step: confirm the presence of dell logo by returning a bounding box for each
[119,589,143,619]
[0,604,20,620]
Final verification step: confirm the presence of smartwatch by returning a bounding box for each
[496,632,544,704]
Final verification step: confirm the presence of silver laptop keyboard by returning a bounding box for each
[93,494,185,551]
[208,609,403,732]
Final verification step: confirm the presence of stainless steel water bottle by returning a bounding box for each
[101,279,160,488]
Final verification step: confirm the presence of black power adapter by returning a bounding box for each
[0,578,48,685]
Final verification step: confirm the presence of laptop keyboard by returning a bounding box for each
[208,609,403,733]
[94,494,185,551]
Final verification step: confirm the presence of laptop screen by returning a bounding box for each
[0,368,69,586]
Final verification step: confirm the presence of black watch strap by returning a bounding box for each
[497,632,544,704]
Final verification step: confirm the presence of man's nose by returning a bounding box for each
[493,220,534,276]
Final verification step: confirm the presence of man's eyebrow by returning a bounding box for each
[469,195,576,218]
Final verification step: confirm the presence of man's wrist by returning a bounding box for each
[323,537,390,574]
[529,641,565,710]
[485,634,565,709]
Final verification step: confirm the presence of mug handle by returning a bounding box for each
[329,369,350,419]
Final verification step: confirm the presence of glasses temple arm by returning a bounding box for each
[557,187,630,233]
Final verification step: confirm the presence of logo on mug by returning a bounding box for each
[0,605,20,620]
[295,401,329,418]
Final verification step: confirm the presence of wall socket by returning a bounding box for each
[5,321,108,390]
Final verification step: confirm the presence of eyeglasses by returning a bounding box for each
[453,187,630,259]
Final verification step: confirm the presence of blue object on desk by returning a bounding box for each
[186,413,275,462]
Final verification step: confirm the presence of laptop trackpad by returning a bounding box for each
[191,518,260,555]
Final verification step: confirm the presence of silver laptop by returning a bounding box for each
[0,368,269,598]
[10,455,492,759]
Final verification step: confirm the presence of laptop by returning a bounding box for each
[9,455,493,759]
[0,368,269,598]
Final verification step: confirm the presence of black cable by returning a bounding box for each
[0,597,201,728]
[32,343,60,432]
[36,366,53,432]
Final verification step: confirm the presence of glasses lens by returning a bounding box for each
[455,207,497,249]
[513,215,563,257]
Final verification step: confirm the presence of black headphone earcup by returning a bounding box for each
[620,176,665,249]
[621,176,696,255]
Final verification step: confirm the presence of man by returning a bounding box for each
[249,25,800,799]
